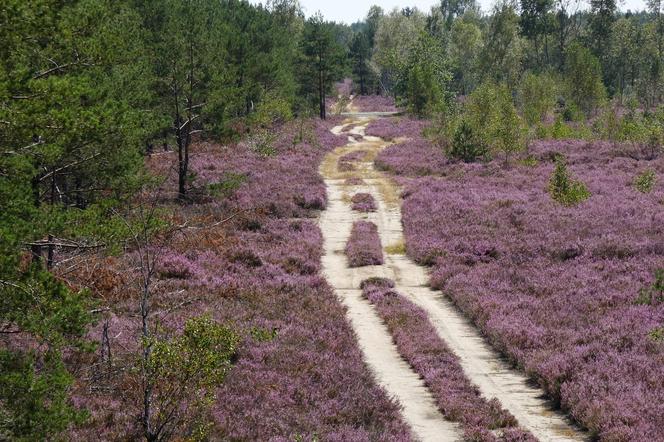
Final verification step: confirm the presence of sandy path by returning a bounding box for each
[320,119,461,441]
[319,116,586,442]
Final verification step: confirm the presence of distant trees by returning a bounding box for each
[404,33,452,116]
[517,72,558,125]
[565,43,607,115]
[350,32,372,95]
[520,0,554,67]
[149,0,224,199]
[481,2,524,90]
[372,8,427,95]
[299,13,345,120]
[589,0,617,60]
[448,19,483,95]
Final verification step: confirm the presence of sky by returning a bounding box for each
[250,0,648,24]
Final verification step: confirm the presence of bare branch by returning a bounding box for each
[39,152,102,182]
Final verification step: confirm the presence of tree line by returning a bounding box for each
[348,0,664,116]
[0,1,347,439]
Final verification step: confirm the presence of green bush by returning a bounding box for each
[635,269,664,305]
[493,86,525,163]
[565,43,607,116]
[143,314,238,441]
[448,119,488,162]
[518,72,558,125]
[548,156,591,206]
[634,169,657,193]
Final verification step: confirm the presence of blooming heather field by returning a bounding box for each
[346,221,384,267]
[351,192,378,212]
[353,95,399,113]
[375,119,664,440]
[68,118,412,440]
[361,278,536,442]
[365,117,427,141]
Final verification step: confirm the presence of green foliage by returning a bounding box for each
[481,2,524,90]
[636,269,664,305]
[0,269,94,441]
[634,169,657,193]
[649,326,664,342]
[565,43,607,116]
[493,86,525,162]
[208,173,248,198]
[519,155,539,167]
[448,119,488,162]
[548,156,591,206]
[248,92,294,129]
[298,13,346,119]
[250,326,279,342]
[518,72,558,125]
[464,82,502,146]
[372,8,427,95]
[143,315,238,440]
[448,19,483,94]
[0,349,88,441]
[462,81,524,160]
[403,32,452,116]
[349,31,376,95]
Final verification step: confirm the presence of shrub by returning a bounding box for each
[634,169,657,193]
[518,72,558,125]
[247,129,277,157]
[635,269,664,305]
[143,315,238,441]
[493,86,525,164]
[565,43,606,116]
[345,221,383,267]
[333,95,351,114]
[548,156,590,206]
[649,327,664,342]
[350,193,377,212]
[465,82,500,146]
[448,119,488,163]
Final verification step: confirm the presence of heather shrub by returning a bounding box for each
[350,193,377,212]
[548,157,590,206]
[158,252,195,279]
[359,277,395,290]
[228,249,263,267]
[344,177,364,185]
[633,169,657,193]
[635,269,664,305]
[345,221,383,267]
[361,280,523,437]
[142,315,238,441]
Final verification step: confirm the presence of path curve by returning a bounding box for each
[319,115,587,442]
